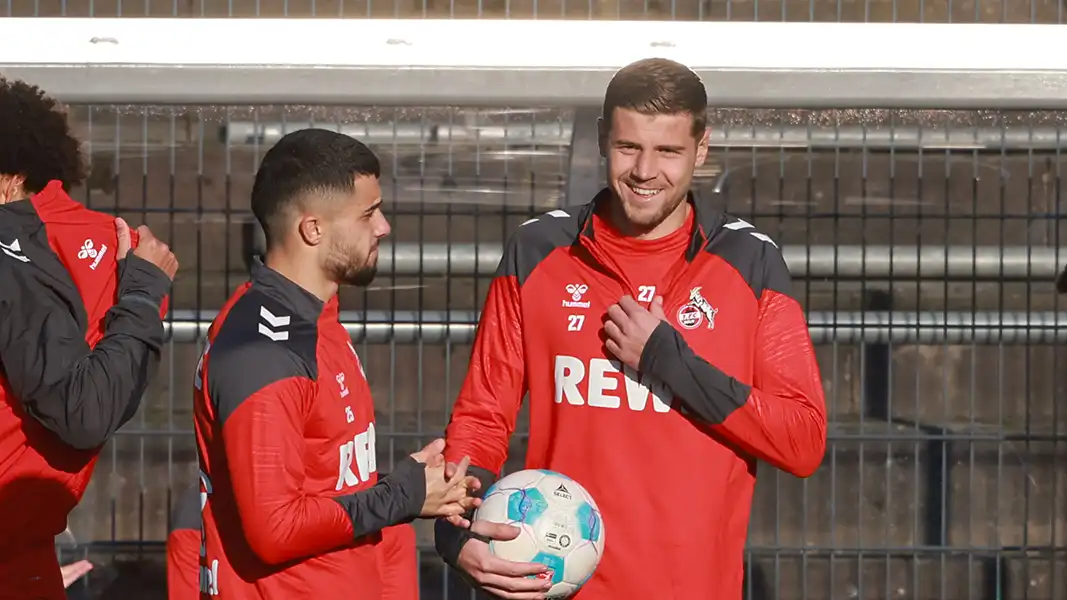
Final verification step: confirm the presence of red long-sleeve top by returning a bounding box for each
[443,190,827,600]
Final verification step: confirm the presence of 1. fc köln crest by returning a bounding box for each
[676,286,718,330]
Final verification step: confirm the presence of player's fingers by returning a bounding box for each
[604,339,622,359]
[447,456,471,486]
[603,320,624,342]
[477,571,552,597]
[446,514,471,529]
[477,583,547,600]
[618,295,643,315]
[469,520,522,541]
[605,304,628,329]
[444,461,459,479]
[483,555,552,579]
[651,295,666,319]
[115,218,132,258]
[136,224,156,243]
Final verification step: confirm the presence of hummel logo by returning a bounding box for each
[258,306,291,342]
[78,239,108,270]
[0,239,30,263]
[723,218,779,248]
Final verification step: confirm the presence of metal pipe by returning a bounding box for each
[165,310,1067,345]
[220,122,1067,151]
[375,243,1067,280]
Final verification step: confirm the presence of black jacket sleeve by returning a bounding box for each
[0,254,171,450]
[433,464,497,568]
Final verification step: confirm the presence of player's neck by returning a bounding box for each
[262,251,338,304]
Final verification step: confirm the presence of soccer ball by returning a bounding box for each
[473,469,605,598]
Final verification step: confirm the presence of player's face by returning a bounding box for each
[321,174,391,287]
[600,108,709,237]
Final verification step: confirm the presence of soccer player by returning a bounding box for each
[434,58,828,600]
[0,77,177,600]
[193,128,478,599]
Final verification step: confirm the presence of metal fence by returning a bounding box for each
[40,104,1064,600]
[7,0,1067,21]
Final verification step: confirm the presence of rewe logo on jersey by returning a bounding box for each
[335,422,378,491]
[553,355,672,413]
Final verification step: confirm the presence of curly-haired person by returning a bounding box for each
[0,77,179,600]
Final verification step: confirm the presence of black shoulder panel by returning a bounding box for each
[497,208,584,286]
[704,216,794,301]
[169,483,201,533]
[206,289,319,426]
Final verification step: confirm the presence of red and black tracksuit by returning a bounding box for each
[194,262,424,599]
[0,181,170,599]
[436,189,827,600]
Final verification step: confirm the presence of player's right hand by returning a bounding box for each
[456,520,553,600]
[116,218,179,280]
[411,439,481,519]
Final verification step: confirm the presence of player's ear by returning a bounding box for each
[297,215,323,247]
[597,117,608,158]
[694,126,710,168]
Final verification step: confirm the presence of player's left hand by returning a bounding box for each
[604,295,668,371]
[60,560,94,589]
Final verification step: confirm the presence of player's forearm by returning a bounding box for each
[333,456,426,539]
[4,255,168,449]
[434,464,496,567]
[639,322,826,476]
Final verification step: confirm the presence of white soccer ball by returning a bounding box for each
[473,469,605,599]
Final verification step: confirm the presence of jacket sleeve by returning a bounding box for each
[213,341,426,566]
[378,524,419,600]
[436,253,528,565]
[639,253,827,478]
[0,252,171,450]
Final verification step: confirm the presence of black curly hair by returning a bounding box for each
[0,77,86,193]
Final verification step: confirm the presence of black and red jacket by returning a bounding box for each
[194,262,425,599]
[437,189,827,600]
[0,182,170,599]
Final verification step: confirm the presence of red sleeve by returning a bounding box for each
[640,292,827,477]
[166,529,201,600]
[713,290,827,476]
[222,378,356,564]
[443,275,527,475]
[378,524,419,600]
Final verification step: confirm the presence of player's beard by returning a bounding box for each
[325,237,378,287]
[616,184,689,234]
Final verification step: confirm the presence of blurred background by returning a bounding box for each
[4,2,1066,599]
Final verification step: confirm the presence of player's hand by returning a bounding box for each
[413,440,481,518]
[456,520,553,600]
[604,295,668,370]
[116,218,179,280]
[442,460,485,529]
[60,559,94,588]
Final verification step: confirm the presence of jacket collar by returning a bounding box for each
[574,187,726,261]
[249,260,331,323]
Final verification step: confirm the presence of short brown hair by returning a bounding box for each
[601,58,707,137]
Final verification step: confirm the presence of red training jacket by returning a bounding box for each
[194,262,425,599]
[444,189,827,600]
[0,181,170,599]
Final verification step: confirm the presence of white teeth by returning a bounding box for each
[628,184,659,197]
